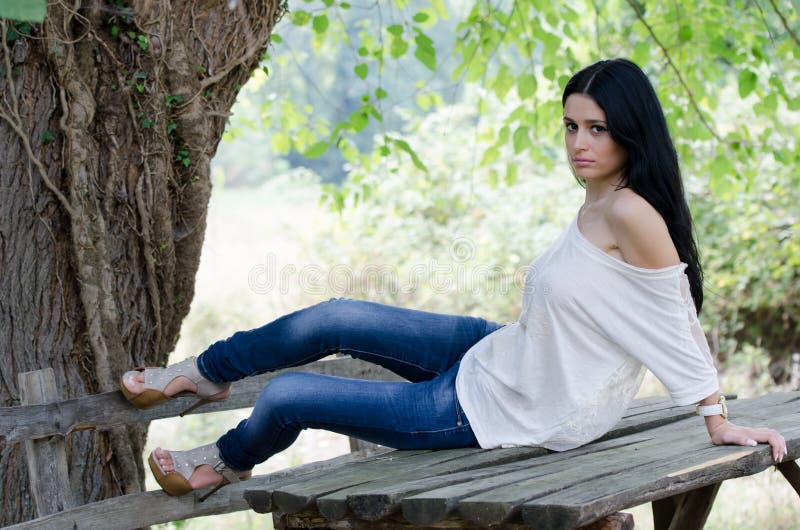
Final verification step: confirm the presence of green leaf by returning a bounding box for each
[39,130,54,144]
[413,29,436,71]
[312,14,329,34]
[291,10,312,26]
[393,138,428,171]
[678,25,692,42]
[271,131,291,153]
[762,92,777,112]
[387,24,403,37]
[271,34,283,43]
[414,45,436,71]
[492,66,514,101]
[480,146,499,165]
[413,12,429,23]
[0,0,46,22]
[349,110,369,132]
[512,126,531,154]
[390,36,408,58]
[375,87,388,99]
[737,69,757,98]
[505,162,518,186]
[709,154,735,197]
[354,63,368,80]
[517,74,537,99]
[305,141,330,158]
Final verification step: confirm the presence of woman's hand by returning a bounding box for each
[709,420,787,463]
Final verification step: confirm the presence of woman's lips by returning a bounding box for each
[572,158,593,167]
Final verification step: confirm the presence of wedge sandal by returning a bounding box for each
[120,356,230,416]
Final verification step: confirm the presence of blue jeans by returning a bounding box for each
[196,297,503,471]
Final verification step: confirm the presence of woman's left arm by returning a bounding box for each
[611,198,788,463]
[700,391,787,463]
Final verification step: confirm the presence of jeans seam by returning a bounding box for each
[309,418,472,436]
[337,347,441,377]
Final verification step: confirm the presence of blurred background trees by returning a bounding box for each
[219,0,799,381]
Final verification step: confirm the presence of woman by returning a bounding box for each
[121,58,787,499]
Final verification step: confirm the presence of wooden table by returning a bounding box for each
[244,391,800,530]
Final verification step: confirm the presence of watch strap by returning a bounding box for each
[696,403,724,416]
[696,395,727,418]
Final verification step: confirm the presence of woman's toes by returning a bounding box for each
[155,448,175,472]
[122,371,144,393]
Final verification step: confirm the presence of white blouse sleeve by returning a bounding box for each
[601,268,719,406]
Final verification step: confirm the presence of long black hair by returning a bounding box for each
[562,58,704,314]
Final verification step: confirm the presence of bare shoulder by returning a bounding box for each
[605,189,680,269]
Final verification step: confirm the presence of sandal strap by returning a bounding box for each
[143,356,229,397]
[170,443,245,483]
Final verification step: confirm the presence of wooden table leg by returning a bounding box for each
[776,460,800,498]
[652,482,721,530]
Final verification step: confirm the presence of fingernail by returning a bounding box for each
[747,439,757,446]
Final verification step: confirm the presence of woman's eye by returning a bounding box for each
[565,123,577,132]
[591,125,607,133]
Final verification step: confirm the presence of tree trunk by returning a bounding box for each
[0,0,285,524]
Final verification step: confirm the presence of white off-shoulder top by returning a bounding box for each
[455,215,719,451]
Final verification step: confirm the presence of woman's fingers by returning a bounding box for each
[718,424,787,463]
[748,429,786,462]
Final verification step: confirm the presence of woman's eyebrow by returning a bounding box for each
[562,115,606,124]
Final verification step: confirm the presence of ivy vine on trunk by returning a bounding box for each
[0,0,286,524]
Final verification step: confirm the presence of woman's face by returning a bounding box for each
[563,93,628,186]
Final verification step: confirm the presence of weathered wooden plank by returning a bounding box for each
[18,369,76,516]
[0,357,403,442]
[599,393,738,441]
[269,449,489,514]
[246,449,433,514]
[455,401,797,529]
[324,436,647,524]
[452,431,704,527]
[521,420,800,530]
[316,446,550,521]
[243,449,396,514]
[651,482,720,530]
[7,449,371,530]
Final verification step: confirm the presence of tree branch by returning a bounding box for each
[767,0,800,47]
[624,0,723,143]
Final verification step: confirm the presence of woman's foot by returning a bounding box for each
[151,447,229,491]
[121,371,197,398]
[120,356,231,414]
[148,443,252,500]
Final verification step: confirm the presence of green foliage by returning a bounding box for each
[0,0,46,22]
[212,0,799,372]
[5,21,31,44]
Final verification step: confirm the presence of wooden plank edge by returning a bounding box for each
[7,450,374,530]
[0,358,404,442]
[520,439,799,530]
